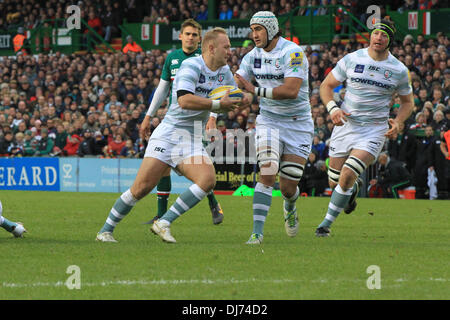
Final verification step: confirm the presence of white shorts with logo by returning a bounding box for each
[144,121,210,169]
[328,119,388,158]
[255,114,314,159]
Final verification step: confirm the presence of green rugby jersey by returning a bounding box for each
[161,48,202,105]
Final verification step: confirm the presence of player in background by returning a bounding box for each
[235,11,314,244]
[141,19,224,226]
[315,19,414,237]
[0,200,26,238]
[96,27,251,243]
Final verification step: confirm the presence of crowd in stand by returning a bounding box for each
[0,1,449,198]
[2,0,446,38]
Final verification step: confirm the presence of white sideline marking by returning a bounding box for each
[1,277,448,288]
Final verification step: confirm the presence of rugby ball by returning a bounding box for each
[208,85,244,100]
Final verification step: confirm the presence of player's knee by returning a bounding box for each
[196,174,216,193]
[341,156,367,188]
[257,147,280,176]
[343,156,367,178]
[280,184,299,199]
[130,184,150,200]
[279,161,305,182]
[328,167,341,186]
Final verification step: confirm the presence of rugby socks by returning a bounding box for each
[0,201,18,233]
[207,190,218,208]
[318,184,354,229]
[160,184,207,224]
[252,182,273,236]
[99,189,138,233]
[0,216,18,233]
[156,176,171,218]
[283,186,299,213]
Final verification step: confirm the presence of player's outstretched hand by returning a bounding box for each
[234,74,255,93]
[385,118,399,138]
[331,109,351,126]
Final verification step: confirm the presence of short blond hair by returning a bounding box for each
[201,27,228,53]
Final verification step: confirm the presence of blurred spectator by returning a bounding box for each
[218,2,233,20]
[120,138,138,158]
[78,129,95,157]
[196,4,208,21]
[105,134,126,157]
[34,127,54,156]
[369,152,412,198]
[122,35,143,54]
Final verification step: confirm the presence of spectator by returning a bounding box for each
[0,132,14,156]
[218,2,233,20]
[239,2,253,19]
[414,125,436,199]
[34,127,54,156]
[120,138,138,158]
[62,125,82,156]
[105,134,126,157]
[78,129,96,157]
[196,4,208,21]
[93,130,107,156]
[122,35,143,54]
[13,27,28,55]
[369,152,412,198]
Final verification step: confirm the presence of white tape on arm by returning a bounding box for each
[326,100,340,115]
[254,87,274,99]
[146,79,170,117]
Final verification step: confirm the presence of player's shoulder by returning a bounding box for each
[279,37,303,54]
[166,49,182,59]
[387,52,409,72]
[180,55,203,68]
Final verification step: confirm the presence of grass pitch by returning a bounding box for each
[0,190,449,300]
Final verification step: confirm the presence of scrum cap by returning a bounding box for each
[250,11,279,42]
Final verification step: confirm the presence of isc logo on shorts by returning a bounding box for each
[154,147,166,153]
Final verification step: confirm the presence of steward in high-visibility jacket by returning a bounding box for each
[122,35,143,54]
[13,27,28,55]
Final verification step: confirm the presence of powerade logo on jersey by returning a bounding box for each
[350,77,394,89]
[195,86,211,94]
[254,74,284,80]
[354,64,365,73]
[199,74,205,83]
[254,58,261,68]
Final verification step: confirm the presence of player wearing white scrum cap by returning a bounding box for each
[236,11,314,244]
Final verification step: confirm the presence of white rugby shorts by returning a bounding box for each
[144,121,210,169]
[328,119,388,158]
[255,114,314,160]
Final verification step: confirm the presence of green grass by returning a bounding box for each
[0,190,449,300]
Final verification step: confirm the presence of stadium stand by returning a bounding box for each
[0,0,448,198]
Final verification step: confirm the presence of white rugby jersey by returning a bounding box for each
[163,55,235,127]
[236,37,311,120]
[332,48,412,123]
